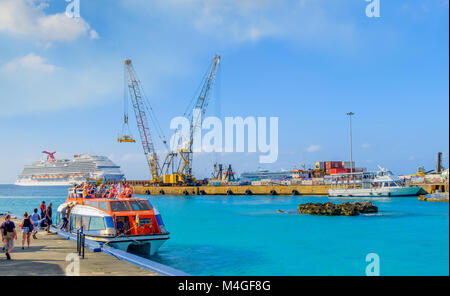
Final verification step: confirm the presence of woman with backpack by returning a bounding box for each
[20,212,33,249]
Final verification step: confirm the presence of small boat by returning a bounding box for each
[329,166,423,198]
[54,187,169,255]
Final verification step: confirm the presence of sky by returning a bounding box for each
[0,0,448,183]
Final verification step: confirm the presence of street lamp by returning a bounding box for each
[347,112,355,174]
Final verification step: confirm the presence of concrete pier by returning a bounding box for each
[0,215,161,276]
[133,184,331,196]
[124,182,448,197]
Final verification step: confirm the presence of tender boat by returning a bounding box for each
[328,166,422,198]
[54,185,169,255]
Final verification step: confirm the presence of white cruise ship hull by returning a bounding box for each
[15,179,79,186]
[16,153,125,186]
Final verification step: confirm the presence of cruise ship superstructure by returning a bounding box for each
[15,152,125,186]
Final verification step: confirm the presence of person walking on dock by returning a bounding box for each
[20,212,32,249]
[45,203,53,233]
[60,205,69,231]
[1,215,17,260]
[39,201,46,221]
[30,209,40,239]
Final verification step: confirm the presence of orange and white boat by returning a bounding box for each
[55,187,169,255]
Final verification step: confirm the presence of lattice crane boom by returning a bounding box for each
[179,55,221,181]
[124,59,160,182]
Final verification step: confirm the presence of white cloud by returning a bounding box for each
[89,29,99,40]
[0,0,98,42]
[1,53,58,73]
[362,143,371,149]
[121,0,356,46]
[306,144,322,153]
[0,56,119,116]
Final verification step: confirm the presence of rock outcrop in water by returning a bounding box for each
[298,201,378,216]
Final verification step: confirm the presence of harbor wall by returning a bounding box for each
[124,182,448,196]
[415,183,448,194]
[132,184,331,196]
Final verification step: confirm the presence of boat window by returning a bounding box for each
[97,201,109,212]
[104,217,115,229]
[85,200,98,207]
[81,216,90,230]
[89,217,105,230]
[140,218,152,225]
[129,200,151,211]
[75,215,81,229]
[109,201,130,212]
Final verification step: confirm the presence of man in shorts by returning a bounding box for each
[45,203,53,233]
[1,215,18,260]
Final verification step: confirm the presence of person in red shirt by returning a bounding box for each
[39,201,46,222]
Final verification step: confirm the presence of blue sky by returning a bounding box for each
[0,0,448,183]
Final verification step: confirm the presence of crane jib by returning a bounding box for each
[124,61,160,182]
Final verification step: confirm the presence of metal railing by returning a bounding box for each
[77,226,85,259]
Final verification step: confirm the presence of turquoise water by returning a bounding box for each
[0,185,448,276]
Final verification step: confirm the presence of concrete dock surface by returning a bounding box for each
[0,217,159,276]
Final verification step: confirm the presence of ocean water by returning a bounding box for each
[0,184,448,276]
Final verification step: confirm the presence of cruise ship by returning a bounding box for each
[15,152,125,186]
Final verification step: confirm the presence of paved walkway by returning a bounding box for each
[0,217,159,276]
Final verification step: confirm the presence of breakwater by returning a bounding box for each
[132,184,331,196]
[117,181,448,196]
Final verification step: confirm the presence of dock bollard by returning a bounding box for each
[81,234,85,259]
[76,229,80,254]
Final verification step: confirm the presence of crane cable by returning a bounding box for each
[170,60,216,153]
[129,65,170,152]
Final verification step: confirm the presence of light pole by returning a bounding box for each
[347,112,355,174]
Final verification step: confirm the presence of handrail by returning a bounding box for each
[77,226,85,259]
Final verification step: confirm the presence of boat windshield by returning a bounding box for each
[128,200,151,211]
[109,201,131,212]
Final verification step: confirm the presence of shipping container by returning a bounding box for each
[325,161,343,169]
[315,161,326,170]
[341,161,355,169]
[330,168,350,174]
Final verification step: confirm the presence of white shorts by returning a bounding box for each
[22,227,30,234]
[32,222,39,233]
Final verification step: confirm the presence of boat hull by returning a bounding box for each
[86,234,169,255]
[329,186,422,197]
